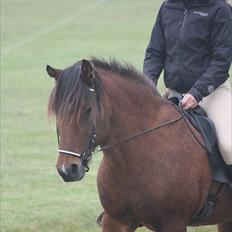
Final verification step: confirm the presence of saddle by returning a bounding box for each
[167,91,231,185]
[166,91,232,223]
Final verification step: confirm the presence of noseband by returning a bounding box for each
[57,127,97,172]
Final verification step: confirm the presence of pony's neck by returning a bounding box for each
[97,68,169,149]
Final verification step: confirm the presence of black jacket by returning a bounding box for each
[143,0,232,102]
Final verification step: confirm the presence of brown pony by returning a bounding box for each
[46,58,232,232]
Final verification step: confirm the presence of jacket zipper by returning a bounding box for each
[178,9,188,90]
[180,9,188,45]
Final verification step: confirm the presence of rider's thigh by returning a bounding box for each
[200,81,232,164]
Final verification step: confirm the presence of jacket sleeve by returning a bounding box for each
[143,5,166,85]
[188,3,232,102]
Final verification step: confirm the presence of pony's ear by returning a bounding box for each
[80,59,95,87]
[46,65,62,80]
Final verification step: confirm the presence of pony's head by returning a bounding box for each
[47,60,109,182]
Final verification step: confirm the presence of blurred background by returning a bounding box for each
[1,0,231,231]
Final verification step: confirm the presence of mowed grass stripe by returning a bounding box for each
[2,0,110,55]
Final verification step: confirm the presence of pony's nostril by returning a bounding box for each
[69,163,78,177]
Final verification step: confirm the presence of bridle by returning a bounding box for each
[56,85,97,172]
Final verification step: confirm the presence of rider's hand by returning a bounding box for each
[181,94,198,109]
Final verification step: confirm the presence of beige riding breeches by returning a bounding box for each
[199,81,232,165]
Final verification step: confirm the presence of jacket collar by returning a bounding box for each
[165,0,214,10]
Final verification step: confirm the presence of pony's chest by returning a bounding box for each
[97,169,162,228]
[98,188,162,230]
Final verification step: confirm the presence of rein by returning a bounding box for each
[95,116,183,153]
[56,85,185,171]
[57,115,183,172]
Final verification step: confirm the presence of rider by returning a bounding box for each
[143,0,232,178]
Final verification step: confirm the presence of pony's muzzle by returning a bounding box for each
[57,162,85,182]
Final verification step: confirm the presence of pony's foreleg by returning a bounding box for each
[217,221,232,232]
[101,214,137,232]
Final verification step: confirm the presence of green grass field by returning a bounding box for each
[1,0,231,231]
